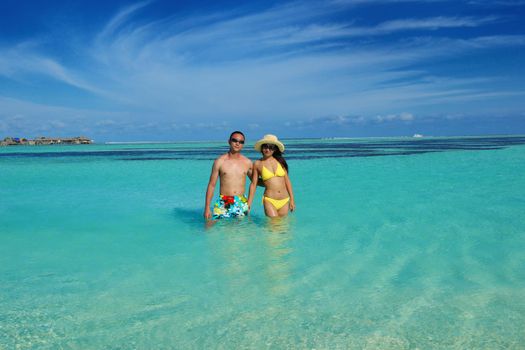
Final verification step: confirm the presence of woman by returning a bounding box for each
[248,134,295,217]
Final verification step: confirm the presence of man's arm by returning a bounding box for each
[204,159,221,220]
[247,160,253,180]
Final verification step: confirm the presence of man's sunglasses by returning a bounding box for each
[262,144,276,150]
[230,138,245,144]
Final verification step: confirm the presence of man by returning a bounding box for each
[204,131,254,220]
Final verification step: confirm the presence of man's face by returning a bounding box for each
[229,133,245,152]
[229,134,244,152]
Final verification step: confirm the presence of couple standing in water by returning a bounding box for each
[204,131,295,220]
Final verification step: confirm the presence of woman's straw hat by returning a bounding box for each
[254,134,285,152]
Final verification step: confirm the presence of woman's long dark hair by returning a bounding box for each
[273,148,289,173]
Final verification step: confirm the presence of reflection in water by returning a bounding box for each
[263,217,294,296]
[204,218,262,304]
[203,216,296,301]
[264,216,291,234]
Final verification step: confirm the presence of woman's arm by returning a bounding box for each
[284,172,295,211]
[247,161,259,211]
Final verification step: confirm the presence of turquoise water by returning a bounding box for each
[1,136,525,349]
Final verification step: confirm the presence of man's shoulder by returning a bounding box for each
[212,154,229,169]
[215,153,229,162]
[239,154,253,163]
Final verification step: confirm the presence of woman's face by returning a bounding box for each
[261,143,276,156]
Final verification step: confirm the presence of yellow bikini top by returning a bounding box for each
[261,162,286,181]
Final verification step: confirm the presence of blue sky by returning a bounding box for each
[1,0,524,141]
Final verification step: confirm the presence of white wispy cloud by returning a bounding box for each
[284,112,415,128]
[332,0,447,4]
[96,1,153,43]
[265,16,500,45]
[375,16,499,31]
[0,44,109,96]
[375,112,415,122]
[467,0,525,6]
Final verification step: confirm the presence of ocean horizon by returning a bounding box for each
[98,133,525,144]
[1,134,524,348]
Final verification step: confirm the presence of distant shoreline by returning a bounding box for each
[1,136,93,146]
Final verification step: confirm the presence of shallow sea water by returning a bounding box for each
[1,136,525,349]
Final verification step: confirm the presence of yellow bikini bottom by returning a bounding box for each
[263,196,290,210]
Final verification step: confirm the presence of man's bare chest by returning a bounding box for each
[220,162,248,178]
